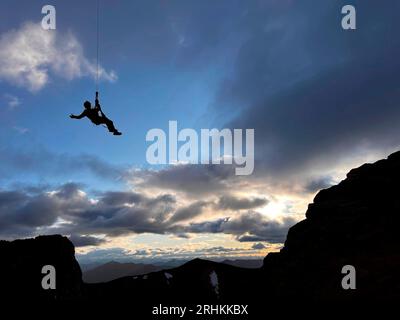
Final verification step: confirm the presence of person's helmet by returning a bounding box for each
[83,101,91,109]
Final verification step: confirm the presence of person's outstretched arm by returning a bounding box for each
[69,111,86,119]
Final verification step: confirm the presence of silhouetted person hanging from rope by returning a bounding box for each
[69,92,122,135]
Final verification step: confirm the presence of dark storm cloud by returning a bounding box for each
[202,246,245,253]
[69,234,107,247]
[168,200,210,224]
[0,146,125,181]
[12,194,60,227]
[0,183,291,245]
[215,0,400,176]
[252,243,266,250]
[133,164,236,196]
[186,212,295,244]
[55,182,84,199]
[216,195,268,210]
[304,176,334,193]
[100,191,144,206]
[237,235,269,242]
[165,193,269,225]
[0,189,60,238]
[0,183,100,237]
[186,218,228,234]
[97,191,177,224]
[224,212,295,244]
[0,183,175,239]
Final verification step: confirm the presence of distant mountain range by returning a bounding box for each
[83,261,165,283]
[2,151,400,304]
[220,259,263,268]
[82,259,263,283]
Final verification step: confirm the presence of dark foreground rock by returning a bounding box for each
[0,235,83,300]
[262,151,400,301]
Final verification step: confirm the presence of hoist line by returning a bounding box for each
[96,0,100,92]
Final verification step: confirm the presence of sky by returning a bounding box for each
[1,0,400,264]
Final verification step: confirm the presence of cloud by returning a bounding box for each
[12,126,29,135]
[0,22,117,92]
[99,191,145,206]
[168,200,209,224]
[0,146,125,181]
[225,212,295,244]
[131,164,236,197]
[0,189,60,238]
[186,212,295,243]
[69,234,107,247]
[214,1,400,179]
[0,183,294,246]
[0,183,175,239]
[304,176,334,193]
[216,195,268,210]
[251,242,266,250]
[3,94,20,109]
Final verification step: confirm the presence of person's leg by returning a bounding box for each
[102,117,117,133]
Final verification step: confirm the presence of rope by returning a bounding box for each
[96,0,99,92]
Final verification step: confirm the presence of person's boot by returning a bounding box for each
[113,130,122,136]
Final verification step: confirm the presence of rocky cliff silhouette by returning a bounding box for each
[0,235,83,300]
[262,151,400,301]
[1,151,400,303]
